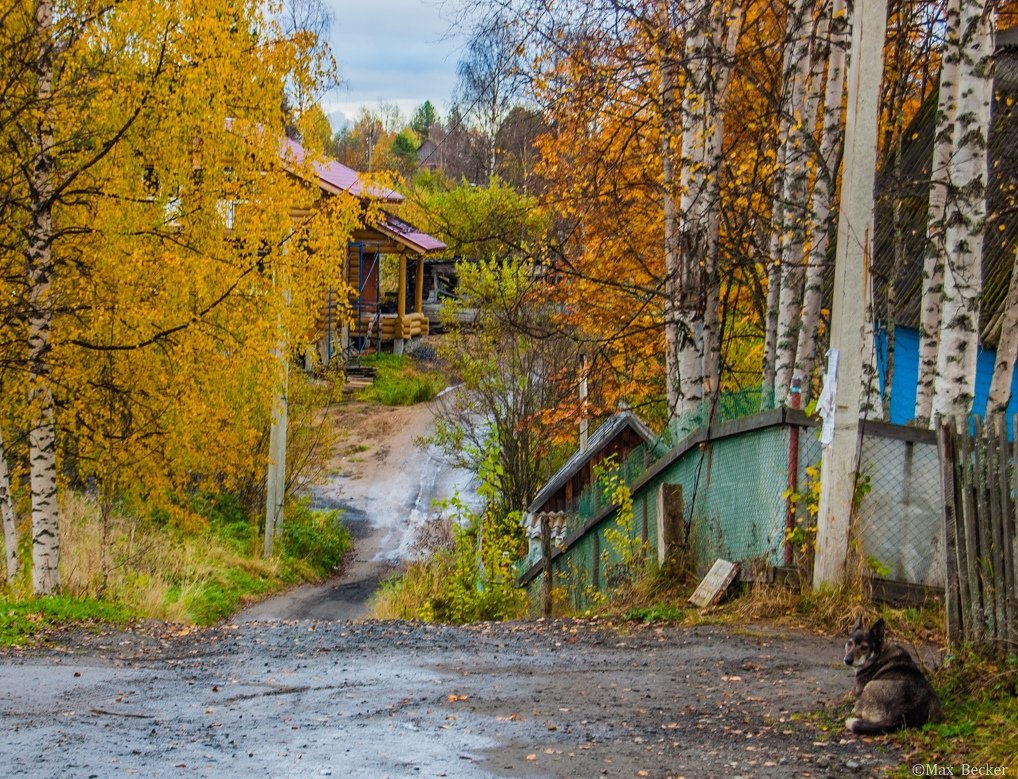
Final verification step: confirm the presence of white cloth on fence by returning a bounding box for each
[816,349,839,448]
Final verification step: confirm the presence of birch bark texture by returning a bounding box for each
[28,0,60,595]
[663,0,740,430]
[929,0,995,422]
[0,428,18,583]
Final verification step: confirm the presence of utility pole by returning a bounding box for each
[264,258,290,558]
[813,0,887,587]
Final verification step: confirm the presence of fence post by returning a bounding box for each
[540,513,552,618]
[657,484,685,566]
[937,418,962,646]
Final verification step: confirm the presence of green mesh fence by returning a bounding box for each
[522,389,810,609]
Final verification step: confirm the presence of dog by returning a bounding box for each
[843,616,943,735]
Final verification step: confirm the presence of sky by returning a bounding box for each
[320,0,467,133]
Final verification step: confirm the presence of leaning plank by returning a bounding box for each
[689,559,739,609]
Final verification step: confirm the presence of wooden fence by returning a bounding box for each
[937,415,1018,652]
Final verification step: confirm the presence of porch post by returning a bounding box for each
[414,255,425,314]
[395,252,407,356]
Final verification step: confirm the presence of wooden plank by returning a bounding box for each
[973,413,997,639]
[1011,417,1018,642]
[688,559,739,609]
[969,419,985,643]
[991,416,1008,641]
[938,421,963,646]
[859,418,938,445]
[958,418,982,643]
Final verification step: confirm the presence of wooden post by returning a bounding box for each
[414,255,425,315]
[656,483,684,566]
[813,0,887,587]
[541,513,553,617]
[394,253,407,356]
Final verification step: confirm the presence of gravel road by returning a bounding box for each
[1,618,904,778]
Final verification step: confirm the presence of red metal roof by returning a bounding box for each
[376,211,447,253]
[280,138,403,204]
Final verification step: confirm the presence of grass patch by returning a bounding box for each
[0,492,351,637]
[893,648,1018,775]
[356,353,446,406]
[0,596,133,646]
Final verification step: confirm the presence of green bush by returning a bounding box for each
[279,499,350,577]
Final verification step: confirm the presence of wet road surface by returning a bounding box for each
[1,619,904,778]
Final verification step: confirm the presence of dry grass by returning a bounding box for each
[56,493,281,622]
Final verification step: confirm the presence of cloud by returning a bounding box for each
[322,0,464,132]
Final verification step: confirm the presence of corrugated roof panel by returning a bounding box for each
[280,138,403,203]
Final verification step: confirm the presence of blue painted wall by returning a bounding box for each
[875,325,1018,424]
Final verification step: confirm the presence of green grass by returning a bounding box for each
[891,648,1018,775]
[0,596,134,646]
[356,353,446,406]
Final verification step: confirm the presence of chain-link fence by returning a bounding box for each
[854,423,944,587]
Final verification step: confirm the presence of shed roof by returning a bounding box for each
[527,411,656,514]
[280,138,403,204]
[376,211,447,254]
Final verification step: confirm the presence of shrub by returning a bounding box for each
[279,498,350,577]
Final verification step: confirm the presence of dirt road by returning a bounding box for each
[239,398,476,621]
[1,619,903,778]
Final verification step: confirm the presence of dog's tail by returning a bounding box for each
[845,717,901,736]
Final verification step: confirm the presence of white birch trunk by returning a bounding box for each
[0,427,18,583]
[700,8,743,404]
[929,0,994,421]
[661,26,683,422]
[762,253,781,407]
[793,0,849,404]
[28,0,60,595]
[914,1,960,425]
[773,0,816,405]
[987,248,1018,412]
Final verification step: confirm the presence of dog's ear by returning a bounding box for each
[852,615,863,632]
[870,618,885,644]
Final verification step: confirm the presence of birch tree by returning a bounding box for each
[915,4,960,425]
[929,0,995,421]
[792,0,850,404]
[988,248,1018,411]
[1,0,345,594]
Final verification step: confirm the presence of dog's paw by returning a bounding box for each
[845,717,860,733]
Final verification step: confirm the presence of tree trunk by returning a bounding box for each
[700,7,743,405]
[987,248,1018,412]
[762,253,781,408]
[773,0,817,406]
[661,26,683,423]
[915,0,960,425]
[28,0,60,595]
[0,427,19,583]
[929,0,994,421]
[793,0,850,405]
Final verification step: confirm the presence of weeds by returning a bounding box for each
[356,353,446,406]
[0,491,350,637]
[0,596,133,646]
